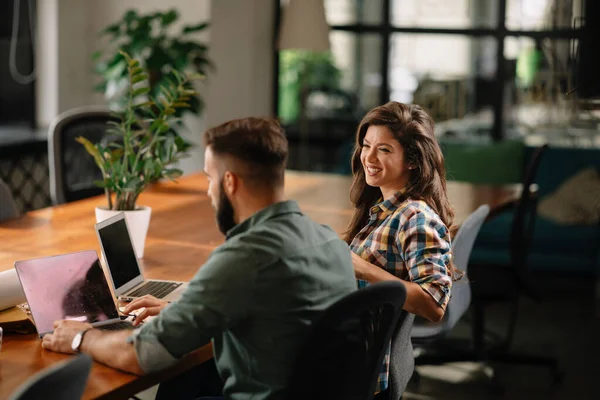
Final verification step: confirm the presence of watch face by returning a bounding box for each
[71,332,82,352]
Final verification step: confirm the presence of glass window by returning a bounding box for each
[325,0,384,25]
[278,32,382,124]
[392,0,498,29]
[330,32,382,112]
[503,37,579,137]
[389,34,497,124]
[506,0,581,31]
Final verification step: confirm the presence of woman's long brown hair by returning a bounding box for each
[344,102,458,278]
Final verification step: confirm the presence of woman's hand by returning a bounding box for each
[122,295,168,326]
[351,252,376,281]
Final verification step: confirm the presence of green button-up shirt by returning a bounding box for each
[130,200,356,400]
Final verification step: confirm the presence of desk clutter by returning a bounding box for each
[0,305,36,334]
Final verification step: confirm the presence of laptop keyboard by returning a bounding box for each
[128,281,182,299]
[98,321,134,331]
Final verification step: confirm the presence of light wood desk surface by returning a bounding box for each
[0,171,522,399]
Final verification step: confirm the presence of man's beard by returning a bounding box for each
[216,179,237,235]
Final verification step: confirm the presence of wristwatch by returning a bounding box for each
[71,328,93,353]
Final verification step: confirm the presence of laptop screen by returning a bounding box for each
[15,251,119,335]
[96,217,140,290]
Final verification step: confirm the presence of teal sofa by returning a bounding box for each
[461,144,600,274]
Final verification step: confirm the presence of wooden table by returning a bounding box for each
[0,171,523,399]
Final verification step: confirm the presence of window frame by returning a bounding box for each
[272,0,583,141]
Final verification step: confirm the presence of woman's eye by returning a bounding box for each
[380,148,391,153]
[362,144,370,149]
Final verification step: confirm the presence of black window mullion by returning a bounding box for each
[380,0,391,105]
[492,0,507,141]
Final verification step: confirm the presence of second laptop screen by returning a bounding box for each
[98,218,140,289]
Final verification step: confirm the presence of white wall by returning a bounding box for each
[36,0,274,174]
[206,0,274,127]
[35,0,59,128]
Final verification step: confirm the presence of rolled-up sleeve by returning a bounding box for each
[128,246,259,373]
[397,210,452,309]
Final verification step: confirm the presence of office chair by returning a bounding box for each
[412,205,491,343]
[48,106,120,205]
[0,178,19,221]
[467,144,561,381]
[9,354,92,400]
[356,205,491,400]
[286,281,408,400]
[408,206,490,382]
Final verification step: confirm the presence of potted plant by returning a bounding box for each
[278,50,342,123]
[78,51,201,258]
[93,8,211,118]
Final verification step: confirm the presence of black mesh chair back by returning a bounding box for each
[48,107,120,204]
[9,354,92,400]
[286,281,408,400]
[509,144,549,275]
[0,178,19,221]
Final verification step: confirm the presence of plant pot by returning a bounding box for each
[95,206,152,259]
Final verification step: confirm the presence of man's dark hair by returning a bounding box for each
[203,117,288,189]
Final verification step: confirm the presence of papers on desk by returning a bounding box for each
[0,306,36,334]
[0,269,26,311]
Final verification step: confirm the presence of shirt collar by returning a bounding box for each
[369,188,408,216]
[225,200,302,239]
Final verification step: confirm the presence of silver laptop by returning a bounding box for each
[14,250,133,338]
[95,213,187,302]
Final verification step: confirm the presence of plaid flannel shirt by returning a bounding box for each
[349,190,453,393]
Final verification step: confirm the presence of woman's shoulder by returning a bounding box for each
[393,199,446,228]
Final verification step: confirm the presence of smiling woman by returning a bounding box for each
[343,101,455,397]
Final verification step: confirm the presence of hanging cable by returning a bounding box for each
[9,0,36,84]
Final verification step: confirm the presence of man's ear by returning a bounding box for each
[222,170,239,196]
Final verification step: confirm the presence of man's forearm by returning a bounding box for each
[81,329,145,375]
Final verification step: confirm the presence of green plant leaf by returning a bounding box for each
[132,86,151,97]
[162,168,183,181]
[187,72,205,81]
[93,179,108,188]
[157,121,170,133]
[182,22,209,34]
[102,22,121,35]
[131,66,144,76]
[75,137,105,170]
[131,73,149,84]
[160,9,179,27]
[133,100,154,108]
[105,60,127,81]
[92,50,103,61]
[123,10,138,23]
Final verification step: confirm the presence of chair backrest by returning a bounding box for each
[510,144,548,270]
[0,178,19,222]
[444,204,490,330]
[9,354,92,400]
[285,281,407,400]
[48,106,119,205]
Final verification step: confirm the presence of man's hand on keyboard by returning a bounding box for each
[123,295,168,326]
